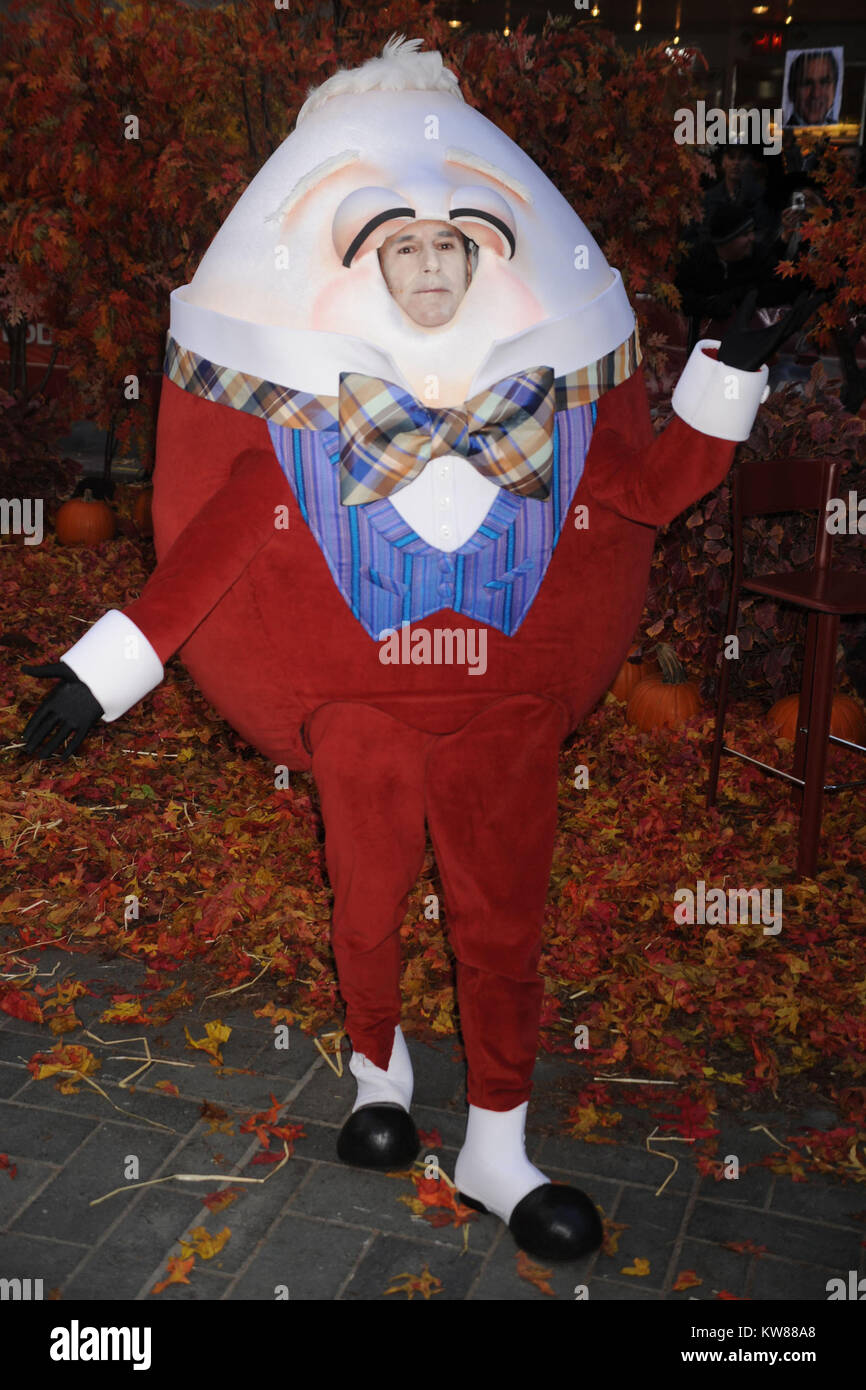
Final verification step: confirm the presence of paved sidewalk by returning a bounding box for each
[1,943,864,1302]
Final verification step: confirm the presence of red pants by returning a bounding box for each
[305,692,569,1111]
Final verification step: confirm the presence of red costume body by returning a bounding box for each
[116,365,734,1109]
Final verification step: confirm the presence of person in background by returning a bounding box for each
[769,175,827,261]
[703,141,775,249]
[676,205,811,324]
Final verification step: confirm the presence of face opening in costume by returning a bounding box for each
[377,220,474,326]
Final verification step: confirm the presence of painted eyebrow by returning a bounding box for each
[444,147,533,205]
[266,149,362,223]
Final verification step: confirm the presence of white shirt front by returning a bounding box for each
[388,450,498,550]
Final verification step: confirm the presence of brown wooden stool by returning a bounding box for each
[706,456,866,878]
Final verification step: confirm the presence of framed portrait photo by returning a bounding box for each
[783,46,844,128]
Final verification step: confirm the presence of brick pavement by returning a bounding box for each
[1,944,864,1302]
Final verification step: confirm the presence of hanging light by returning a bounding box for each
[503,0,510,37]
[785,0,793,22]
[634,0,643,32]
[448,18,462,27]
[673,0,681,44]
[591,4,600,15]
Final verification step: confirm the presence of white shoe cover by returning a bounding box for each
[454,1101,550,1223]
[349,1024,414,1113]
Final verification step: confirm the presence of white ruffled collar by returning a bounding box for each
[169,268,636,400]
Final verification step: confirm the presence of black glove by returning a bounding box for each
[21,662,104,761]
[717,287,827,371]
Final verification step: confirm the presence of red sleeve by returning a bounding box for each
[584,364,736,529]
[122,446,288,664]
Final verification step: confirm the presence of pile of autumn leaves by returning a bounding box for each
[2,515,866,1191]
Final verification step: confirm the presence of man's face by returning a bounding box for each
[794,56,836,125]
[378,220,471,327]
[721,147,750,183]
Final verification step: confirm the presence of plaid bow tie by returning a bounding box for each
[338,368,556,506]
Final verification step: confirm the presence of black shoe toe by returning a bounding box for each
[336,1104,419,1169]
[508,1183,604,1261]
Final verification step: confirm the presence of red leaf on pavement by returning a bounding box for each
[0,987,44,1023]
[151,1255,194,1295]
[516,1250,556,1296]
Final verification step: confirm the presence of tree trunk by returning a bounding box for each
[3,319,27,394]
[103,415,117,480]
[832,325,866,416]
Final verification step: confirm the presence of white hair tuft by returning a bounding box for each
[295,34,465,126]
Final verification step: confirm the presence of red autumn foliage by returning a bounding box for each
[1,0,704,467]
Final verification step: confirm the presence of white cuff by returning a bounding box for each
[60,610,163,723]
[671,340,771,442]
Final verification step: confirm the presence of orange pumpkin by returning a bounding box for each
[627,642,702,730]
[133,486,154,536]
[768,693,866,745]
[55,490,116,546]
[608,642,658,702]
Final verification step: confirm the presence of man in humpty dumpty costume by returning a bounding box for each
[23,37,816,1260]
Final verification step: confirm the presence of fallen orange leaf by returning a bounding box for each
[199,1100,234,1134]
[239,1096,304,1155]
[178,1225,231,1261]
[398,1171,477,1229]
[29,1043,101,1094]
[184,1020,231,1066]
[151,1255,194,1295]
[100,998,149,1024]
[384,1265,443,1300]
[48,1010,80,1036]
[516,1250,556,1296]
[673,1269,702,1291]
[620,1257,650,1277]
[201,1187,242,1213]
[1,987,44,1023]
[601,1218,628,1256]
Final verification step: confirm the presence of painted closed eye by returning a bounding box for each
[447,185,517,259]
[332,187,415,267]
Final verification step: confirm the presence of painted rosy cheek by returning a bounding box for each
[309,257,385,332]
[480,264,545,325]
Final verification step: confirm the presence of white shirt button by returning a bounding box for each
[440,524,451,537]
[439,496,451,507]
